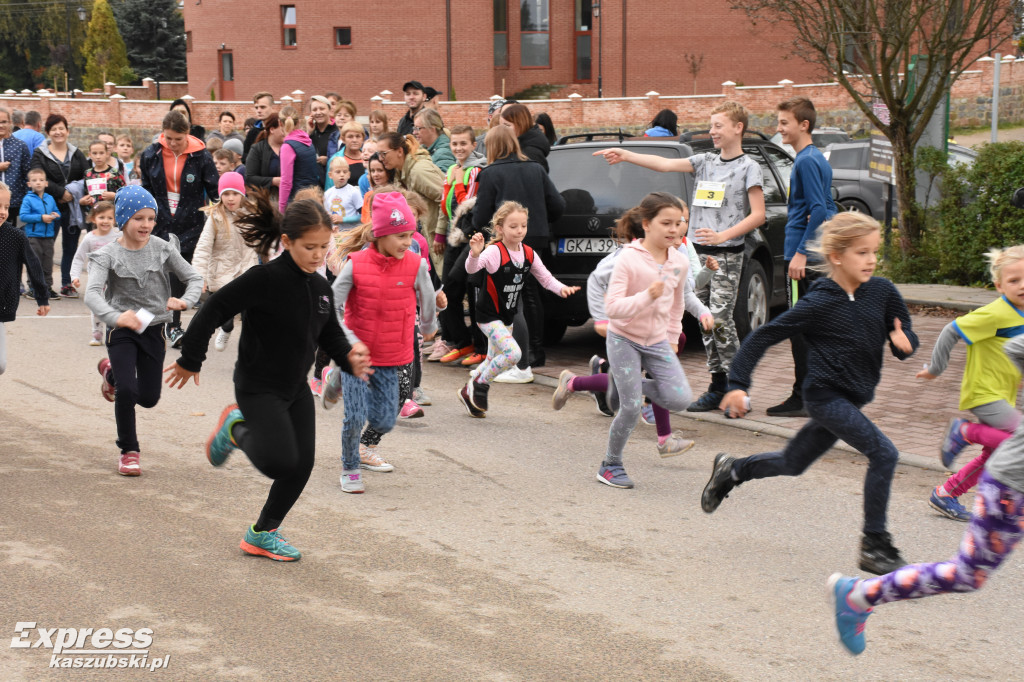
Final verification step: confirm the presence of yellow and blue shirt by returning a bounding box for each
[953,295,1024,410]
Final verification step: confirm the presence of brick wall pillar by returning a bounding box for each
[722,81,737,101]
[37,91,54,118]
[142,78,156,100]
[779,79,794,100]
[568,92,583,127]
[109,94,124,125]
[645,90,660,124]
[104,82,117,97]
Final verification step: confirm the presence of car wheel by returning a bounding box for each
[542,318,568,345]
[734,259,769,341]
[840,198,871,216]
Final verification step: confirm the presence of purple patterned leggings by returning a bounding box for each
[861,472,1024,606]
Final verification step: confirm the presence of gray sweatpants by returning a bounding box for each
[27,237,54,290]
[604,332,692,465]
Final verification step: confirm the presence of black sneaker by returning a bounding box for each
[589,355,614,417]
[766,395,808,418]
[687,390,724,412]
[47,288,61,299]
[168,326,185,349]
[458,384,485,418]
[23,288,35,299]
[60,285,79,298]
[468,379,489,412]
[701,452,738,513]
[859,532,907,575]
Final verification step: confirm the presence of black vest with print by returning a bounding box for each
[476,242,534,325]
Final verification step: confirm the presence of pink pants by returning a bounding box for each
[943,422,1012,497]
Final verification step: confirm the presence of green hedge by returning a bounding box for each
[925,142,1024,285]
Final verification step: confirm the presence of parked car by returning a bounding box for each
[769,126,851,156]
[824,139,977,217]
[542,131,794,344]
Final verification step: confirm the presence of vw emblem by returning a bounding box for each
[587,217,601,232]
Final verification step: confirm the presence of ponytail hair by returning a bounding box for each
[279,105,302,135]
[330,223,375,269]
[237,188,331,261]
[378,131,421,157]
[613,191,685,243]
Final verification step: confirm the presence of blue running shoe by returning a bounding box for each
[940,418,970,469]
[827,573,871,655]
[929,488,971,521]
[641,403,656,425]
[240,525,301,561]
[596,462,634,488]
[206,404,243,466]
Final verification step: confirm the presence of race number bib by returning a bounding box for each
[693,181,726,208]
[167,191,180,216]
[86,177,107,197]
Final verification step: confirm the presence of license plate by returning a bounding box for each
[557,237,617,255]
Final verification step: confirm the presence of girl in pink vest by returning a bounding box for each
[322,192,438,493]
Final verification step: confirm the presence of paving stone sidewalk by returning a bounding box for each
[531,284,1007,470]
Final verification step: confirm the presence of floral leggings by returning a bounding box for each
[861,472,1024,606]
[474,320,521,384]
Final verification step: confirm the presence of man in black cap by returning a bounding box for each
[397,80,437,136]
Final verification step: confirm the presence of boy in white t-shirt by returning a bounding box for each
[323,156,361,228]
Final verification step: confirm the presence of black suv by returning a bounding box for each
[541,132,794,343]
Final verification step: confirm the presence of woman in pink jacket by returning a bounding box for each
[599,192,707,489]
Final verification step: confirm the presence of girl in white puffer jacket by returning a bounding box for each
[192,172,260,351]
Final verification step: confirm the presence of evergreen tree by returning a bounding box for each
[111,0,186,83]
[82,0,134,90]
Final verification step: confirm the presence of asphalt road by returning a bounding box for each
[2,300,1022,680]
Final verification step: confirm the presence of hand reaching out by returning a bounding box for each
[559,285,580,298]
[700,313,714,331]
[163,362,199,389]
[889,318,912,354]
[469,232,485,257]
[593,148,630,165]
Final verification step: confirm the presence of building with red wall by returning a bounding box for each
[183,0,829,106]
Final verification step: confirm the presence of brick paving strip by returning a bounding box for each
[530,284,1006,473]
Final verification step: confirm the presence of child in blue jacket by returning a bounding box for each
[19,168,61,297]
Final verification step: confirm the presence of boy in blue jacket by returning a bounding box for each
[19,168,61,298]
[767,97,838,417]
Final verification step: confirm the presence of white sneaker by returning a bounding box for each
[214,329,231,352]
[494,366,534,384]
[89,337,102,346]
[340,469,365,493]
[359,444,394,472]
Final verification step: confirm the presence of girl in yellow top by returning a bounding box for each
[918,244,1024,521]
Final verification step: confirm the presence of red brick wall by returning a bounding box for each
[3,58,1020,140]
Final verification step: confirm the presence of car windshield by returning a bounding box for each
[549,147,687,215]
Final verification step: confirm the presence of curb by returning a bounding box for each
[531,372,946,474]
[902,297,980,313]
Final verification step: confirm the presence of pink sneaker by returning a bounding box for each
[309,376,323,396]
[118,451,140,476]
[98,358,115,402]
[398,399,424,418]
[426,340,452,362]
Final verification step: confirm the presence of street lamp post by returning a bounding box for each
[64,1,87,96]
[592,1,603,97]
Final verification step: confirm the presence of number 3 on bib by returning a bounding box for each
[693,181,726,208]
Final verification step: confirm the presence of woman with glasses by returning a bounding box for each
[375,132,445,269]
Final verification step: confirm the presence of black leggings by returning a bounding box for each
[440,244,486,351]
[107,326,166,453]
[233,384,315,531]
[168,247,195,328]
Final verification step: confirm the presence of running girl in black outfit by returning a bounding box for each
[164,190,372,562]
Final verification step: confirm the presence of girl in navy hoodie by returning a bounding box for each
[702,212,918,576]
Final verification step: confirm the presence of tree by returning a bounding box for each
[0,0,88,90]
[111,0,186,83]
[732,0,1017,251]
[684,53,705,95]
[82,0,134,90]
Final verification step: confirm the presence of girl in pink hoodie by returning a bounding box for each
[598,192,709,489]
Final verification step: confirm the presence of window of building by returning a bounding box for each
[221,52,234,82]
[494,0,508,68]
[186,31,193,53]
[335,27,352,47]
[573,0,591,81]
[281,5,297,48]
[520,0,549,67]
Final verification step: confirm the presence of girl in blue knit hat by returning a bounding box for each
[84,185,203,477]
